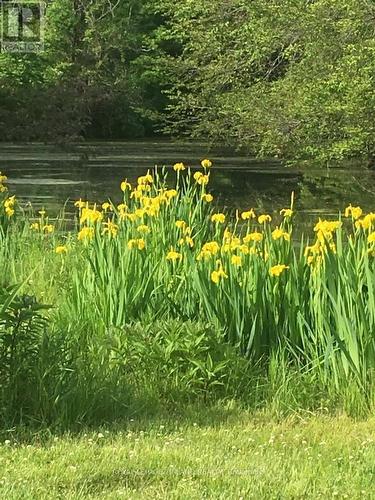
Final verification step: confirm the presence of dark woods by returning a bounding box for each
[0,0,375,164]
[0,1,167,141]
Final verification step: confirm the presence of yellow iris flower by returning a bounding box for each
[173,162,185,172]
[258,214,272,224]
[241,209,256,220]
[280,208,293,218]
[211,213,225,224]
[78,227,94,241]
[201,159,212,169]
[55,245,68,254]
[243,232,263,243]
[269,264,289,277]
[120,180,131,192]
[128,239,145,250]
[231,255,242,266]
[166,248,183,261]
[272,227,290,241]
[211,265,228,284]
[345,204,362,220]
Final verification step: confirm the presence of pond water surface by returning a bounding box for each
[1,141,375,225]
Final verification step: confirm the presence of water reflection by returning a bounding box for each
[1,142,375,221]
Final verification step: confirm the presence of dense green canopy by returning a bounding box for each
[0,0,374,163]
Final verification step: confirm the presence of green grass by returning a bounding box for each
[1,409,374,499]
[2,162,375,498]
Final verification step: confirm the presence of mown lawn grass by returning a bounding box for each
[1,408,374,499]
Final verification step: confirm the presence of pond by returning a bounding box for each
[1,141,375,223]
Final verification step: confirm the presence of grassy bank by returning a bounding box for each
[1,410,374,499]
[1,162,375,427]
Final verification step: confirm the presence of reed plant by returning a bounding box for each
[65,163,375,386]
[1,162,375,426]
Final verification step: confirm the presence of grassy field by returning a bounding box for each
[2,157,375,500]
[1,409,374,499]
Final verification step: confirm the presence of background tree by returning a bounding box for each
[160,0,375,164]
[0,0,166,141]
[0,0,375,167]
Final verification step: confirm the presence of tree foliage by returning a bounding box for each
[160,0,375,163]
[0,0,165,141]
[0,0,374,164]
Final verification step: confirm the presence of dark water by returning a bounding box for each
[1,141,375,221]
